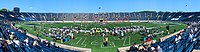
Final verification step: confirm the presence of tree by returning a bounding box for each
[63,16,66,23]
[126,15,130,22]
[73,16,77,23]
[54,16,56,23]
[147,15,150,22]
[94,15,98,22]
[0,8,9,12]
[140,10,156,13]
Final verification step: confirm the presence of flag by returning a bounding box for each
[99,7,101,9]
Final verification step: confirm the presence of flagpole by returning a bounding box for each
[138,13,141,26]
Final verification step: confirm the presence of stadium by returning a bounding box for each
[1,0,200,52]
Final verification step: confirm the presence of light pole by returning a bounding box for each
[105,15,108,23]
[54,16,56,23]
[94,14,98,23]
[116,15,119,22]
[126,15,130,22]
[73,16,77,23]
[137,14,140,26]
[63,16,66,23]
[157,15,160,23]
[42,16,47,23]
[147,15,150,22]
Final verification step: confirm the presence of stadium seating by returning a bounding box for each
[0,23,80,52]
[1,11,200,21]
[151,27,200,52]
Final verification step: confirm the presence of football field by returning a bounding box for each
[15,22,186,52]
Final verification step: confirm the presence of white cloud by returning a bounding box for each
[29,7,33,9]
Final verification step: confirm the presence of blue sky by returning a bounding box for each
[0,0,200,13]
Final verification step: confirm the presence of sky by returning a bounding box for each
[0,0,200,13]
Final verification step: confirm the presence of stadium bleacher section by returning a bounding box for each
[0,21,80,52]
[1,11,200,22]
[123,22,200,52]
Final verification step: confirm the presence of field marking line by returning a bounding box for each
[81,37,87,45]
[112,42,116,47]
[91,41,103,45]
[71,43,87,47]
[105,23,112,29]
[70,43,74,45]
[76,37,83,44]
[129,36,131,45]
[101,43,103,48]
[91,41,93,45]
[70,36,84,45]
[112,36,123,40]
[100,42,115,48]
[84,44,87,47]
[123,37,127,46]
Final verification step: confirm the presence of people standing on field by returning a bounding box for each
[103,36,108,46]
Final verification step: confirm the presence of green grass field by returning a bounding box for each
[15,22,186,52]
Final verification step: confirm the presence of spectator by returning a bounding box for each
[144,46,148,52]
[178,34,181,40]
[138,45,144,52]
[166,25,169,31]
[2,40,8,51]
[103,37,108,46]
[90,29,93,35]
[151,40,157,47]
[33,39,38,47]
[24,38,29,46]
[53,37,56,46]
[167,30,170,35]
[36,31,39,37]
[195,27,198,32]
[102,32,106,37]
[9,32,14,40]
[129,43,138,52]
[41,39,46,46]
[47,41,50,47]
[61,36,63,43]
[150,47,155,52]
[175,35,180,44]
[156,45,162,52]
[121,31,125,38]
[6,39,12,45]
[0,40,3,49]
[68,31,74,39]
[13,37,20,48]
[146,37,151,42]
[143,37,146,42]
[189,32,194,41]
[174,29,176,33]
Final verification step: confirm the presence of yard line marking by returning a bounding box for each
[112,42,116,47]
[76,37,83,44]
[70,43,74,45]
[101,43,103,48]
[129,36,131,45]
[91,41,93,45]
[81,37,87,45]
[91,41,102,45]
[100,42,115,48]
[123,37,127,46]
[112,36,123,40]
[84,44,87,47]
